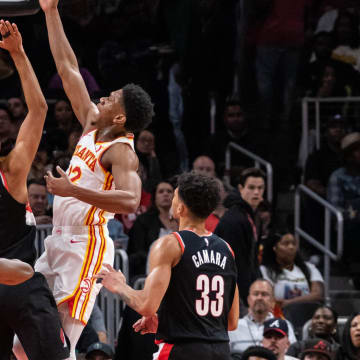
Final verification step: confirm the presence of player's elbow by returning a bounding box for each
[119,198,140,214]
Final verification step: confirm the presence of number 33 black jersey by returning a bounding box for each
[156,230,237,343]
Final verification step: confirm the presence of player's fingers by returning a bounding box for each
[56,166,67,177]
[5,21,14,34]
[46,170,55,179]
[12,23,18,34]
[103,263,116,272]
[0,20,6,36]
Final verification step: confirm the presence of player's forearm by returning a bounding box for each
[116,284,156,316]
[11,49,47,114]
[70,184,140,214]
[0,258,34,285]
[44,8,79,76]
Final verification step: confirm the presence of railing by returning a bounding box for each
[34,225,127,351]
[224,142,273,203]
[294,184,344,302]
[301,97,360,168]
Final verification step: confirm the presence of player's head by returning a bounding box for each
[171,171,220,221]
[96,83,154,133]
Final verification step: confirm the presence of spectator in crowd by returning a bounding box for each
[302,116,346,251]
[205,177,227,232]
[332,11,360,72]
[255,0,313,128]
[215,167,265,305]
[127,180,177,279]
[107,217,129,249]
[260,232,324,310]
[51,126,82,172]
[85,342,113,360]
[301,31,359,98]
[262,318,298,360]
[192,155,216,178]
[87,303,108,344]
[28,142,52,181]
[45,98,78,153]
[208,97,266,179]
[287,306,340,357]
[229,279,297,355]
[236,345,277,360]
[7,96,27,136]
[299,339,334,360]
[315,0,360,34]
[256,199,273,244]
[336,312,360,360]
[0,105,15,157]
[48,55,100,98]
[135,129,162,193]
[327,132,360,265]
[305,115,346,197]
[27,178,52,225]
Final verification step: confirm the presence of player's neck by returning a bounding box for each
[179,217,209,236]
[96,126,127,141]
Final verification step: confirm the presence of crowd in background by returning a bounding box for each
[2,0,360,359]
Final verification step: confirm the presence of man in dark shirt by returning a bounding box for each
[215,168,265,306]
[96,172,239,359]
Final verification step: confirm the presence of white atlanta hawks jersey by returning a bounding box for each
[53,129,135,226]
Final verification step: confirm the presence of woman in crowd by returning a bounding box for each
[127,180,177,279]
[287,305,340,357]
[336,312,360,360]
[260,232,324,309]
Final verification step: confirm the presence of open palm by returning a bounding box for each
[39,0,59,12]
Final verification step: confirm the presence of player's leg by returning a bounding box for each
[58,302,86,360]
[0,322,15,360]
[12,272,70,360]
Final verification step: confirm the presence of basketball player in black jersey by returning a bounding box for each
[0,20,69,359]
[96,172,239,360]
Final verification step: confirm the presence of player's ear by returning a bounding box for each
[113,114,126,126]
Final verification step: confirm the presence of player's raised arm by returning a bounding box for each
[39,0,96,130]
[45,143,142,214]
[0,258,34,285]
[0,21,47,192]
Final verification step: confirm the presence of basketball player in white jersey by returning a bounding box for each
[12,0,153,359]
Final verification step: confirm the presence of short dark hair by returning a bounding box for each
[238,167,266,186]
[177,171,220,219]
[27,178,46,187]
[122,83,154,132]
[241,346,277,360]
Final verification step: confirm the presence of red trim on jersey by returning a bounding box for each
[155,339,164,345]
[172,232,185,254]
[183,228,212,237]
[0,169,9,191]
[158,343,174,360]
[225,241,235,258]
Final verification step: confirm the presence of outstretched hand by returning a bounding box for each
[0,20,23,54]
[45,166,74,197]
[133,315,158,335]
[39,0,59,12]
[93,264,127,294]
